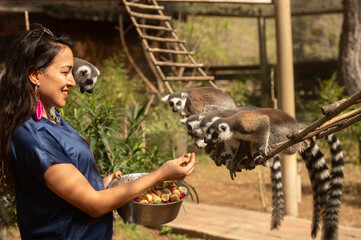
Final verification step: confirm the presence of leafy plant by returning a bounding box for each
[115,221,151,240]
[296,72,361,164]
[61,83,175,177]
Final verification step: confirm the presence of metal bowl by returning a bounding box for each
[108,173,190,227]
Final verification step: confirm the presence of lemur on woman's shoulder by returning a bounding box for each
[162,87,237,117]
[48,57,100,123]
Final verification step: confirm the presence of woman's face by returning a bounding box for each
[38,46,75,111]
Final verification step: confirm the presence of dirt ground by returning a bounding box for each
[185,154,361,229]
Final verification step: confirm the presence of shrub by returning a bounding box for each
[61,81,175,177]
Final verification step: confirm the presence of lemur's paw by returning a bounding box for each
[220,152,232,159]
[240,158,255,170]
[253,152,263,163]
[258,147,268,157]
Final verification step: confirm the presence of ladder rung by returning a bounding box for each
[143,35,185,43]
[148,48,193,55]
[126,2,164,10]
[137,24,175,32]
[165,76,215,81]
[156,61,203,68]
[130,12,171,21]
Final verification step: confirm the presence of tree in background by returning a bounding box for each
[338,0,361,95]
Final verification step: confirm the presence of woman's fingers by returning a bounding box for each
[103,171,122,188]
[114,171,122,179]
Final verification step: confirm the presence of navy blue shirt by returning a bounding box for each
[11,114,113,240]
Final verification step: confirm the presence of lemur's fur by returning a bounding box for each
[181,107,257,168]
[270,155,284,230]
[49,57,100,123]
[299,134,344,240]
[204,108,344,239]
[204,108,298,175]
[73,57,100,94]
[162,87,237,117]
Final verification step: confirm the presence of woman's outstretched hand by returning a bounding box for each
[157,152,196,181]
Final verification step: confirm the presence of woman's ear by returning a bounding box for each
[28,70,41,85]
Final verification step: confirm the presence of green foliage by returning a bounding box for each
[61,84,174,177]
[296,73,344,122]
[160,226,173,235]
[116,221,151,240]
[296,73,361,164]
[144,105,182,155]
[174,16,258,66]
[96,51,142,108]
[226,79,254,107]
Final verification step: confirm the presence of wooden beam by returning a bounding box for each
[274,0,298,218]
[157,0,273,3]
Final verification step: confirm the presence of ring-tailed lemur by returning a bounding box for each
[181,108,256,168]
[49,57,100,123]
[162,87,237,117]
[205,107,344,239]
[73,57,100,94]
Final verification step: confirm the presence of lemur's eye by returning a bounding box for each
[187,125,192,130]
[169,102,174,107]
[212,132,218,139]
[177,101,182,106]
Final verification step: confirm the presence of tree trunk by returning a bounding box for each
[338,0,361,95]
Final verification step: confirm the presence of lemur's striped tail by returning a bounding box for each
[322,134,344,240]
[299,140,331,239]
[270,155,284,230]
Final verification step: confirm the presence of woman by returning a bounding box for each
[0,25,195,239]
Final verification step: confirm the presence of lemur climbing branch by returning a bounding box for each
[248,90,361,169]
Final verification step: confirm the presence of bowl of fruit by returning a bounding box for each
[108,172,190,227]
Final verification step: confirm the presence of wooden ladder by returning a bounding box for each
[122,0,216,92]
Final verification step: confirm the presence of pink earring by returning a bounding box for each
[35,84,43,122]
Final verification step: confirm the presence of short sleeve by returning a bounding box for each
[12,125,74,181]
[36,128,75,169]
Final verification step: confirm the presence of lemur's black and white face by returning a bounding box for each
[161,92,188,112]
[180,115,204,137]
[205,121,232,145]
[73,57,100,93]
[200,116,220,137]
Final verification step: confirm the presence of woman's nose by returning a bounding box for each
[68,73,76,87]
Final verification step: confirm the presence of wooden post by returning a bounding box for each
[274,0,298,217]
[24,10,29,31]
[258,12,268,107]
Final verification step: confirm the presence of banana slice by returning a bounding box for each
[162,188,171,195]
[170,193,180,202]
[173,189,181,197]
[161,193,170,202]
[179,186,188,194]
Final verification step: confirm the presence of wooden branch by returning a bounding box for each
[290,91,361,141]
[322,98,361,115]
[117,15,162,99]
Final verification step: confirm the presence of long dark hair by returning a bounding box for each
[0,24,73,191]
